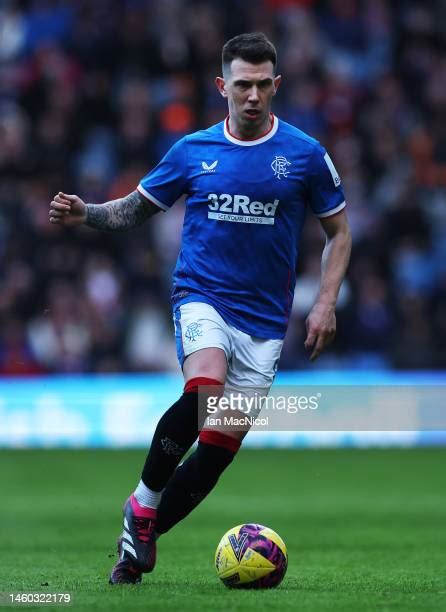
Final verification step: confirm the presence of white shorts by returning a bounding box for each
[173,301,283,389]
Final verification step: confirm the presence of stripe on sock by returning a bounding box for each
[184,377,223,394]
[199,430,241,453]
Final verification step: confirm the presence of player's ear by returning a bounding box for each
[273,75,282,95]
[215,77,228,98]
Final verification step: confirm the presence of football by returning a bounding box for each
[215,523,288,589]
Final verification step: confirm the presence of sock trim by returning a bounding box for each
[184,377,223,394]
[130,494,157,519]
[134,479,163,509]
[199,430,241,453]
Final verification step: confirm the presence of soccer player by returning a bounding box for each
[49,33,351,584]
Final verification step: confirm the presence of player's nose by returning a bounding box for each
[247,86,260,102]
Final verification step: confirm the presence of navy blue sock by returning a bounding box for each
[141,378,222,492]
[156,431,241,534]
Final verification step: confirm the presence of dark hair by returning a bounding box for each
[222,32,277,75]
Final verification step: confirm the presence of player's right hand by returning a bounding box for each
[49,192,87,226]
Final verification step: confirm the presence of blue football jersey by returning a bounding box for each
[138,115,345,339]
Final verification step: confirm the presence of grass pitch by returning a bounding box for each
[1,448,445,611]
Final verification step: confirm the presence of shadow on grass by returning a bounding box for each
[132,576,300,592]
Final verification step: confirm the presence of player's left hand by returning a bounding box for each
[304,303,336,361]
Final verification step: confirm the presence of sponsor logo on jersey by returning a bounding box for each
[207,193,279,225]
[271,155,291,179]
[201,160,218,173]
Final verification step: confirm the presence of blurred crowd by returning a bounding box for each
[1,0,446,374]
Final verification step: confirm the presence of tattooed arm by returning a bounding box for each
[49,190,161,230]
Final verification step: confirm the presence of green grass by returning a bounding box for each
[1,449,445,611]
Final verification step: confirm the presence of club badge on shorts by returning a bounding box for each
[185,322,203,342]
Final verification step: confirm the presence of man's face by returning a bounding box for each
[215,59,281,136]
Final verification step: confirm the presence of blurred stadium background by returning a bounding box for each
[1,4,446,608]
[0,0,445,449]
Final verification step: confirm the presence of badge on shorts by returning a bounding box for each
[185,322,203,342]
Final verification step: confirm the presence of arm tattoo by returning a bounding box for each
[85,190,160,231]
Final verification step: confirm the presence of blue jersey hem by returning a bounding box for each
[172,292,286,340]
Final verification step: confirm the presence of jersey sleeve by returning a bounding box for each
[137,138,189,211]
[306,143,346,218]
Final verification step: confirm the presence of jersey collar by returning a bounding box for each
[223,114,278,146]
